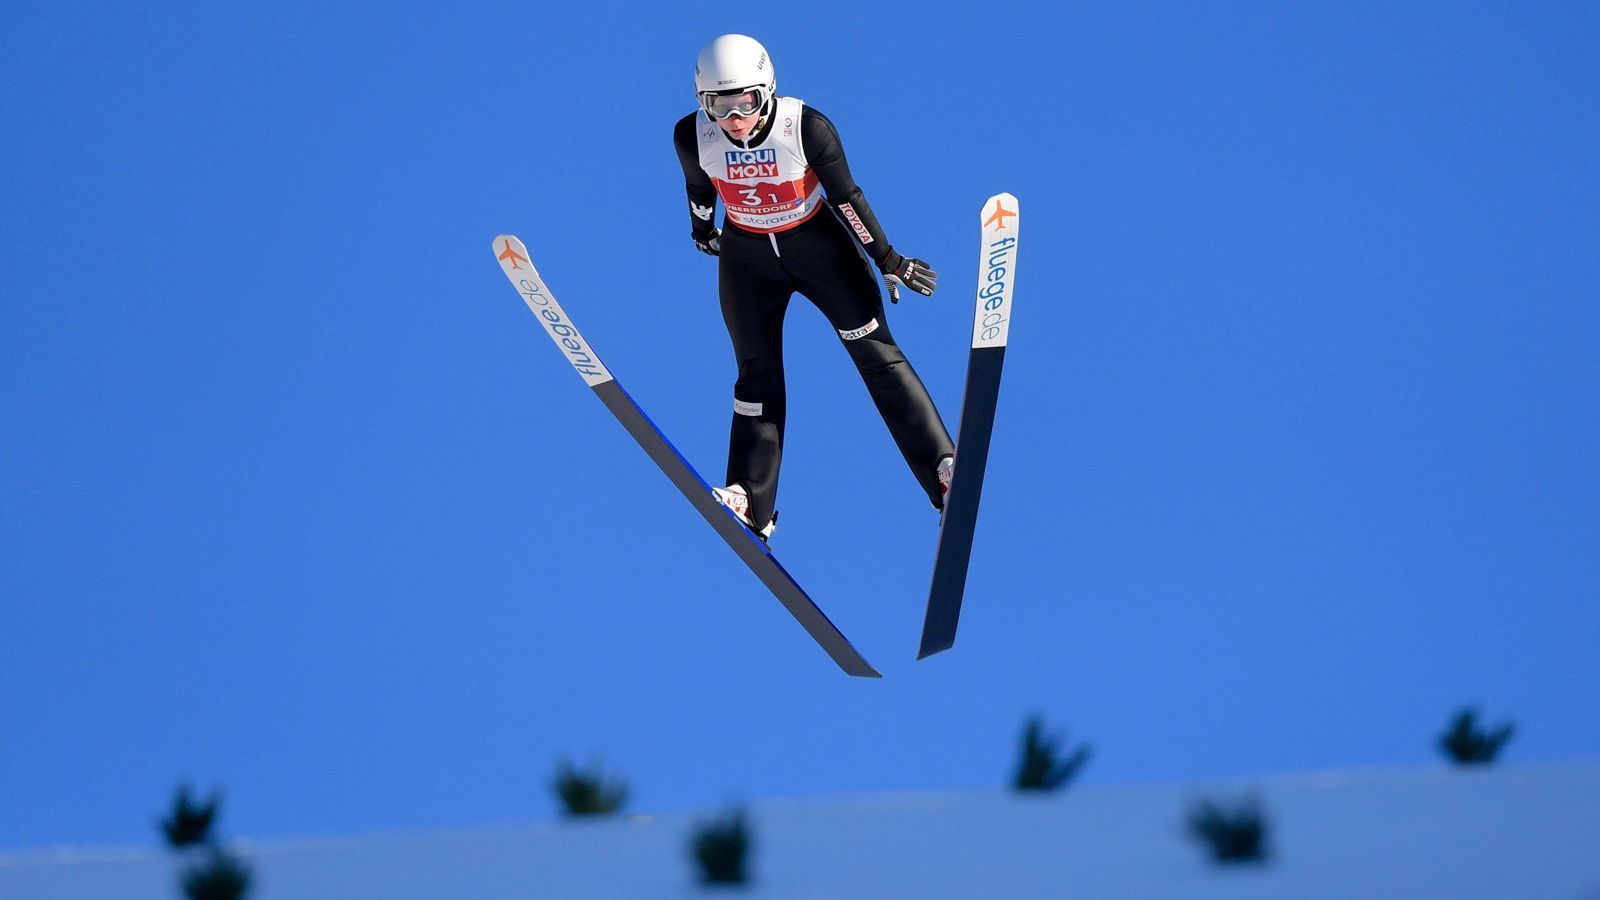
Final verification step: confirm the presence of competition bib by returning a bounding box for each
[696,96,825,234]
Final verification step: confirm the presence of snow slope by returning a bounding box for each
[3,762,1596,898]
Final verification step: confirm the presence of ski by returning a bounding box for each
[492,235,880,678]
[918,194,1019,659]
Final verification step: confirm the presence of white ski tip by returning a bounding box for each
[979,193,1018,238]
[972,194,1018,350]
[490,233,615,386]
[493,234,533,274]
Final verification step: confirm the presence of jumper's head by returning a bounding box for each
[695,34,775,139]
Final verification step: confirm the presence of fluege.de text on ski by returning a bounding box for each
[977,235,1017,347]
[515,277,608,384]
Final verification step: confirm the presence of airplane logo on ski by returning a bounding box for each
[984,202,1017,232]
[498,238,530,270]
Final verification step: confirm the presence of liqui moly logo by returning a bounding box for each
[725,148,778,179]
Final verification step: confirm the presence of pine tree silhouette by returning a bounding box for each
[1439,706,1515,765]
[1012,715,1092,791]
[552,758,629,816]
[157,782,252,899]
[691,807,751,885]
[1187,794,1270,864]
[159,784,221,848]
[181,849,252,900]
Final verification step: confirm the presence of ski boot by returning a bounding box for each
[712,484,777,542]
[936,456,955,507]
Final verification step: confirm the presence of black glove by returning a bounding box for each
[693,228,721,257]
[878,249,937,302]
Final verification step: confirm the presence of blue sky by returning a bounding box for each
[3,2,1596,848]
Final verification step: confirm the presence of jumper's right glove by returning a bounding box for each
[878,249,937,302]
[693,228,721,257]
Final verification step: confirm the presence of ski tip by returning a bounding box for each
[980,194,1018,235]
[824,642,881,678]
[492,234,532,270]
[916,639,955,660]
[833,647,882,678]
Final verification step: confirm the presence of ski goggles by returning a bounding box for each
[701,87,769,120]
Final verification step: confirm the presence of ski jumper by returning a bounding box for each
[673,98,954,529]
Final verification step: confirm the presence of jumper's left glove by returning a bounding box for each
[878,249,937,303]
[693,227,721,257]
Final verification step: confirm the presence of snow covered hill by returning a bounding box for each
[3,762,1597,899]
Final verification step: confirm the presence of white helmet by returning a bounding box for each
[694,34,776,121]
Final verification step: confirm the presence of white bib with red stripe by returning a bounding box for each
[696,96,824,234]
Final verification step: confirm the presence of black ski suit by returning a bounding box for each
[673,103,953,529]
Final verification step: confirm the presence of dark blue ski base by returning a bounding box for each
[918,345,1006,659]
[492,233,876,677]
[592,381,881,678]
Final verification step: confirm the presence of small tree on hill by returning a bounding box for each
[1438,706,1515,766]
[690,807,752,886]
[157,782,252,899]
[1012,715,1092,792]
[160,783,221,848]
[181,850,252,900]
[552,758,629,817]
[1187,793,1270,865]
